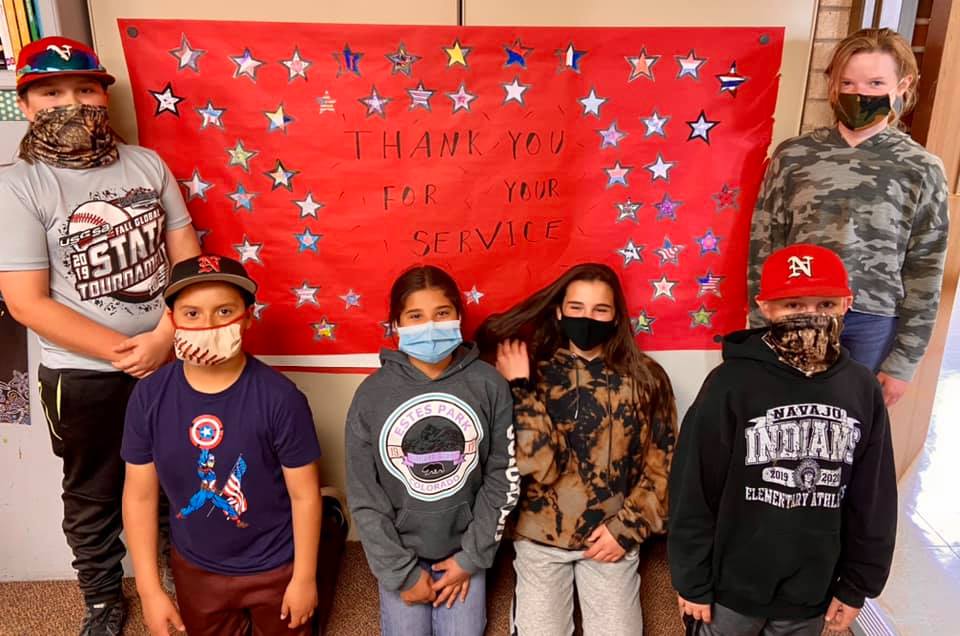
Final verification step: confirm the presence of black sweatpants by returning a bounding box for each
[38,364,137,604]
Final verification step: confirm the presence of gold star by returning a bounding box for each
[443,39,471,67]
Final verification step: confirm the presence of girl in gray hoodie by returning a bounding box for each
[345,266,518,636]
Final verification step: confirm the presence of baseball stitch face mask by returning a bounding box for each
[173,312,248,366]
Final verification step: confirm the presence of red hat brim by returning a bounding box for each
[17,69,116,93]
[756,284,853,301]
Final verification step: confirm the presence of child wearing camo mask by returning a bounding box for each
[748,28,949,407]
[671,244,897,635]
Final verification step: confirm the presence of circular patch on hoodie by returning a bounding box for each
[379,392,483,502]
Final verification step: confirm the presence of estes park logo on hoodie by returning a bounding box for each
[380,392,482,502]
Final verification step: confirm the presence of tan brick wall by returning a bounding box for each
[801,2,857,133]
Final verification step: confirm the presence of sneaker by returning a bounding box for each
[79,597,126,636]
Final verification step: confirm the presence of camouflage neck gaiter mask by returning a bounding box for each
[19,104,119,169]
[833,93,893,131]
[763,313,843,377]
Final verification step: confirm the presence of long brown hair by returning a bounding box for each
[388,265,465,326]
[477,263,655,390]
[825,28,919,124]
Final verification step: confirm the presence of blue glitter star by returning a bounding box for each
[294,227,323,253]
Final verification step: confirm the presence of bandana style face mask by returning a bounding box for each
[19,104,118,169]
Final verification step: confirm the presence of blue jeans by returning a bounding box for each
[841,310,898,373]
[378,560,486,636]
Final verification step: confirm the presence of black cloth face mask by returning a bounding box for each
[560,316,617,351]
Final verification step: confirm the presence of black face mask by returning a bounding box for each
[560,316,617,352]
[833,93,894,131]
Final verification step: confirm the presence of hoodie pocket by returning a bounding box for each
[395,502,475,561]
[717,528,840,608]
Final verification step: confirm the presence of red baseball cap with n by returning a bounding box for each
[757,244,852,301]
[15,36,115,93]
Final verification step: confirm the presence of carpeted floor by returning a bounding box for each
[0,540,853,636]
[0,539,684,635]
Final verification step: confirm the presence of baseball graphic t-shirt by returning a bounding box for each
[0,144,192,371]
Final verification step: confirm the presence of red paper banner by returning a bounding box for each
[119,20,783,361]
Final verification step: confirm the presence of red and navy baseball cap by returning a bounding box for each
[757,244,852,301]
[16,36,116,93]
[164,255,258,308]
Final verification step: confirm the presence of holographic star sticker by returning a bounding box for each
[264,160,298,191]
[697,271,725,297]
[654,193,683,222]
[232,234,263,265]
[380,321,396,338]
[294,227,323,253]
[178,168,213,202]
[333,43,363,77]
[282,47,312,81]
[312,317,337,341]
[150,82,183,117]
[717,61,748,96]
[625,48,659,81]
[446,82,477,113]
[195,228,210,246]
[502,76,530,106]
[597,120,628,149]
[689,305,716,329]
[294,192,324,218]
[556,42,586,73]
[196,101,225,130]
[655,237,686,266]
[226,139,258,172]
[578,87,607,118]
[339,289,362,309]
[169,34,205,72]
[616,239,644,267]
[696,229,722,255]
[504,39,533,68]
[252,302,269,320]
[230,48,264,81]
[712,183,740,211]
[605,162,632,188]
[644,152,675,182]
[443,39,471,67]
[227,183,257,212]
[386,43,421,76]
[651,276,678,301]
[642,109,670,137]
[687,110,719,143]
[464,285,485,304]
[359,86,391,118]
[615,198,642,223]
[407,81,435,111]
[264,104,294,133]
[631,311,656,335]
[675,49,707,80]
[292,281,320,308]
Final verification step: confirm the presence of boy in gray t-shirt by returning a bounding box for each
[0,36,200,636]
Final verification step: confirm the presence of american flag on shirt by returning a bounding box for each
[223,455,248,515]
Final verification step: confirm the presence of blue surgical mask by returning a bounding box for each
[397,320,463,364]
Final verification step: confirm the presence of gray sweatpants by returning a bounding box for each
[694,603,825,636]
[511,539,642,636]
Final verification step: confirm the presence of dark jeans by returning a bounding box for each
[687,604,825,636]
[38,364,137,604]
[841,310,898,373]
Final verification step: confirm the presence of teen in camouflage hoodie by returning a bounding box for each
[480,263,676,636]
[748,28,949,407]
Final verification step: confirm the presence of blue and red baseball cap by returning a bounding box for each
[16,36,115,93]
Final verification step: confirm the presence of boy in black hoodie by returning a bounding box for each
[669,244,896,635]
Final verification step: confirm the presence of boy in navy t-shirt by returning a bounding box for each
[121,254,322,636]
